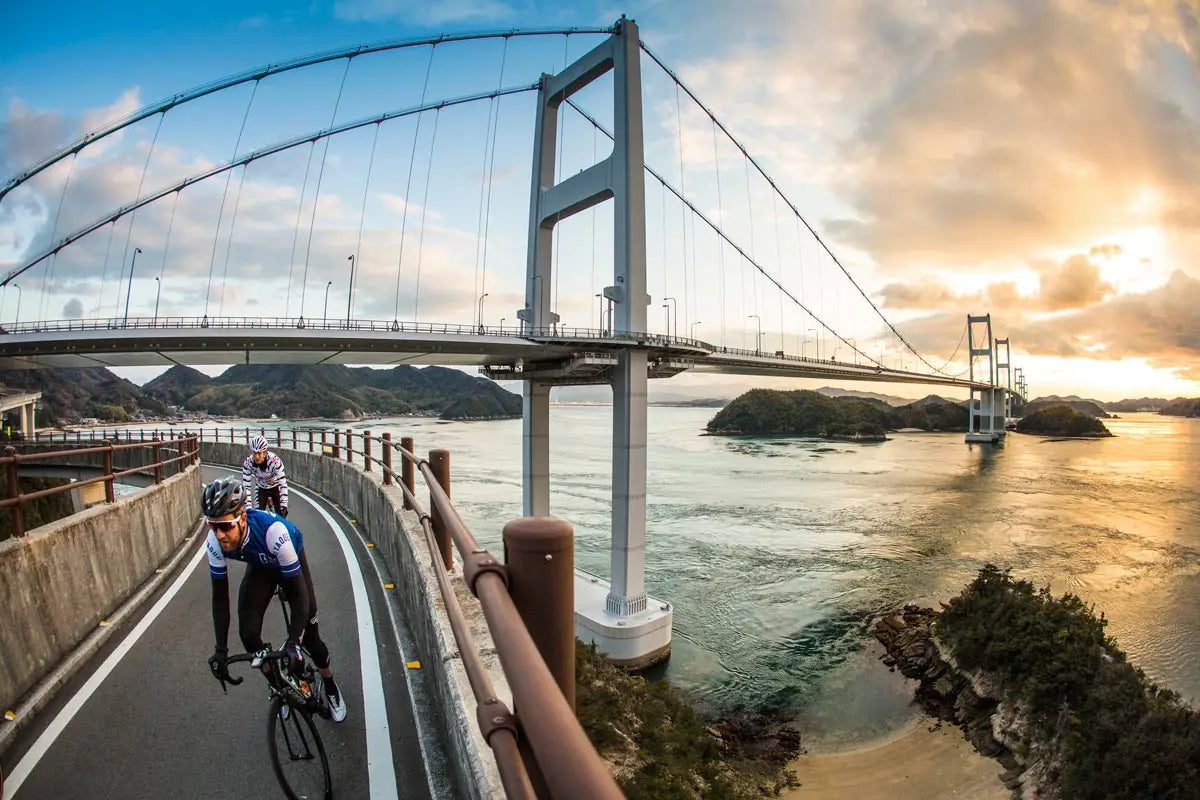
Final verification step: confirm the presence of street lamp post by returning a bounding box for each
[12,284,22,326]
[749,314,762,353]
[500,317,506,330]
[322,280,332,325]
[476,292,489,333]
[663,296,677,338]
[690,320,702,339]
[807,327,818,359]
[346,254,356,328]
[153,277,162,324]
[123,247,142,326]
[595,293,603,332]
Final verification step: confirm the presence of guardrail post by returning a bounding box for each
[331,430,339,459]
[308,430,314,453]
[428,449,453,569]
[503,517,576,709]
[153,440,163,484]
[345,428,354,465]
[381,433,392,485]
[6,446,24,537]
[276,428,283,448]
[103,441,115,503]
[363,431,372,472]
[401,436,415,510]
[292,428,298,450]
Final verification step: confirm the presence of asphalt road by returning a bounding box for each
[2,466,440,799]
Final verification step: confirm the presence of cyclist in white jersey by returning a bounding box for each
[242,435,289,517]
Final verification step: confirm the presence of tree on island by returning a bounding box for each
[1014,404,1112,437]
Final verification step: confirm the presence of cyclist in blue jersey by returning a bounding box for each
[202,477,348,722]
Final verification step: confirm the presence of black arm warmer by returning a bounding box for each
[280,573,309,645]
[211,576,230,652]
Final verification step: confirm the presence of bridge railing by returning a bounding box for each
[40,424,622,799]
[0,434,199,538]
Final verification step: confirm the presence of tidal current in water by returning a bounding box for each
[197,408,1200,750]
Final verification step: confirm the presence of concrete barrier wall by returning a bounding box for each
[201,442,506,800]
[0,462,201,714]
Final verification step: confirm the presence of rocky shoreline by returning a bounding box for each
[873,605,1026,797]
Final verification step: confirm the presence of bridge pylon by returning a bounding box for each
[518,16,671,668]
[966,314,1005,444]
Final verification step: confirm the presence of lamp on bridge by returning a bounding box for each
[690,320,701,339]
[346,254,356,328]
[500,317,506,330]
[122,247,142,327]
[153,276,161,324]
[847,337,857,365]
[807,327,818,360]
[12,283,21,326]
[322,280,332,325]
[748,314,762,354]
[662,296,677,339]
[476,292,489,333]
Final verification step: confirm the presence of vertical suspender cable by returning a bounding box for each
[299,58,353,320]
[39,151,78,321]
[156,190,181,319]
[113,110,166,317]
[479,36,510,326]
[217,163,251,316]
[711,118,726,344]
[772,192,784,352]
[352,121,383,323]
[393,45,436,325]
[674,84,689,335]
[552,35,568,324]
[285,142,317,319]
[97,221,117,319]
[412,107,441,322]
[204,81,259,319]
[744,156,757,330]
[590,127,597,328]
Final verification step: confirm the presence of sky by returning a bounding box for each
[3,0,1200,402]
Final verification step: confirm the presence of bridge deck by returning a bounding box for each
[1,467,441,799]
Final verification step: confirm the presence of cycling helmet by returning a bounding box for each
[251,435,270,453]
[201,477,246,519]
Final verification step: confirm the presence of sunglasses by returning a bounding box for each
[209,520,238,533]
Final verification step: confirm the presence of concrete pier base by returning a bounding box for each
[574,569,672,671]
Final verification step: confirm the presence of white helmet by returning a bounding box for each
[251,435,270,453]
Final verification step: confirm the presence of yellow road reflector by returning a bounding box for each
[366,542,375,548]
[4,710,16,720]
[99,620,111,627]
[384,583,395,589]
[350,519,357,524]
[406,661,421,669]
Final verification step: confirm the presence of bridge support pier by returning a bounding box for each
[522,381,551,517]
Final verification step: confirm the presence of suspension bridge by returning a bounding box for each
[0,17,1027,798]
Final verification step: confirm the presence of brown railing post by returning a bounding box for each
[330,430,339,459]
[363,431,372,472]
[428,449,453,569]
[401,436,415,510]
[292,428,298,450]
[345,428,354,465]
[153,440,163,484]
[381,433,392,485]
[308,430,314,452]
[276,428,283,448]
[6,446,24,537]
[503,517,576,709]
[103,442,115,503]
[229,427,234,443]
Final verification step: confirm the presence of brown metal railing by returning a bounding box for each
[1,434,200,537]
[51,425,622,799]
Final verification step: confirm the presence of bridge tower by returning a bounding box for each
[518,17,671,668]
[995,337,1012,421]
[966,314,1005,444]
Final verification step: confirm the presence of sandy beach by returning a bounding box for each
[784,716,1009,800]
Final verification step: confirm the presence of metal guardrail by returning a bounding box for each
[0,434,199,537]
[46,425,622,799]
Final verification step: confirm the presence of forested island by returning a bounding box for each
[0,364,521,424]
[875,567,1200,799]
[1014,404,1112,437]
[705,388,967,439]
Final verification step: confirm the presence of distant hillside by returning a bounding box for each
[159,363,521,421]
[1023,397,1110,418]
[706,389,968,438]
[1159,398,1200,418]
[1105,397,1171,412]
[814,387,917,406]
[0,368,166,425]
[1015,405,1112,437]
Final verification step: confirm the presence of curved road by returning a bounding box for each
[1,467,442,799]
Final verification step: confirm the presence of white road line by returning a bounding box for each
[5,545,207,798]
[284,484,399,799]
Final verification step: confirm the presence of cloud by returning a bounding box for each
[62,298,83,317]
[1033,254,1116,310]
[332,0,513,25]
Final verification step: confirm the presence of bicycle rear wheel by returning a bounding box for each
[267,694,331,800]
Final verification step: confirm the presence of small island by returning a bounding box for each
[1013,404,1112,437]
[705,388,967,440]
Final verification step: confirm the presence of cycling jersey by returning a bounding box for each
[206,508,305,580]
[242,451,288,510]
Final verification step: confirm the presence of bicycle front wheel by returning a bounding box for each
[267,694,331,800]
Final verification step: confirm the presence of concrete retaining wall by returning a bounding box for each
[0,462,201,715]
[201,441,506,800]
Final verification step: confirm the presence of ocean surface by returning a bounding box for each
[187,407,1200,749]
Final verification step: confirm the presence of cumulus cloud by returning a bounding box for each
[332,0,513,25]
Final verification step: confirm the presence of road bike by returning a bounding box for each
[211,590,332,800]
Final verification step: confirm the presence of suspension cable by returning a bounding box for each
[353,121,383,322]
[394,45,437,324]
[205,81,259,319]
[98,221,117,319]
[413,107,441,322]
[218,163,250,315]
[711,117,726,344]
[156,190,181,318]
[552,35,568,323]
[480,36,510,327]
[38,152,79,321]
[299,58,354,320]
[285,141,317,318]
[674,82,689,335]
